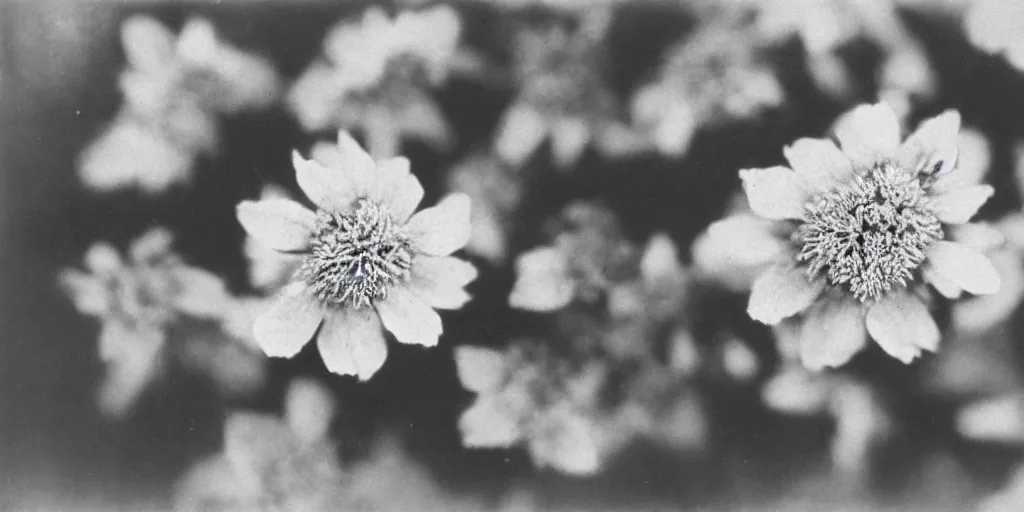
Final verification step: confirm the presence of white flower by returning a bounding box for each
[119,16,280,117]
[631,25,784,157]
[235,131,475,380]
[79,17,280,194]
[59,228,230,416]
[454,344,607,475]
[494,23,636,169]
[77,111,204,194]
[697,102,1001,369]
[287,6,460,156]
[174,379,343,512]
[734,0,934,100]
[508,202,636,311]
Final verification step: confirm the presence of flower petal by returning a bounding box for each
[953,250,1024,332]
[550,117,591,168]
[941,129,991,191]
[375,284,443,347]
[293,151,360,213]
[459,395,522,448]
[799,298,868,371]
[926,240,1001,295]
[236,199,316,252]
[394,92,454,151]
[406,256,477,310]
[508,247,575,311]
[896,110,960,177]
[454,346,508,393]
[739,166,808,220]
[97,322,165,418]
[407,193,472,256]
[363,107,402,160]
[923,265,963,299]
[85,242,124,275]
[747,265,823,324]
[172,267,230,318]
[59,270,109,316]
[640,233,684,285]
[783,138,854,193]
[129,227,174,263]
[949,223,1005,251]
[956,395,1024,444]
[284,379,336,444]
[253,283,324,358]
[495,104,548,166]
[316,307,388,381]
[866,290,939,363]
[120,16,174,72]
[224,412,299,486]
[692,215,790,290]
[287,61,347,132]
[929,185,994,224]
[334,131,378,194]
[834,102,901,169]
[530,408,600,475]
[375,157,424,222]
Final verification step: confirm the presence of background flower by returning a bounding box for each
[59,228,232,416]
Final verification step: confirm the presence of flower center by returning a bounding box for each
[794,161,943,302]
[300,199,413,309]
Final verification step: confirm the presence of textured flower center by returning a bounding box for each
[794,161,943,302]
[300,199,413,309]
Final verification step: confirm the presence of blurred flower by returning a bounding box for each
[696,102,1000,369]
[59,228,230,416]
[235,132,476,380]
[175,378,343,512]
[764,328,893,478]
[454,343,614,475]
[119,17,279,116]
[509,202,636,311]
[288,6,462,157]
[78,16,280,194]
[446,152,525,264]
[494,17,643,169]
[475,0,629,10]
[964,0,1024,70]
[597,233,695,362]
[727,0,934,100]
[630,24,784,157]
[78,113,201,194]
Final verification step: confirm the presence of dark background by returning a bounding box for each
[3,1,1024,509]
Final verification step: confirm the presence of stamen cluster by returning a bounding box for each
[795,162,943,301]
[300,199,413,309]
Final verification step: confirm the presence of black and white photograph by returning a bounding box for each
[4,0,1024,510]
